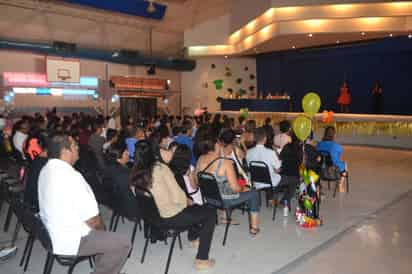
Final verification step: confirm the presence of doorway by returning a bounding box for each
[120,97,157,126]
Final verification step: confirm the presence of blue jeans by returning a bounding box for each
[224,189,260,213]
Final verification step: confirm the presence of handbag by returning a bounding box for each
[320,164,340,181]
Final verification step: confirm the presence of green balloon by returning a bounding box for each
[293,115,312,141]
[302,92,321,116]
[303,173,310,185]
[239,108,249,119]
[303,198,313,210]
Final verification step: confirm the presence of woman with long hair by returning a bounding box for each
[195,128,261,235]
[130,140,216,270]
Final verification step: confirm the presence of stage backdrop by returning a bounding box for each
[256,37,412,115]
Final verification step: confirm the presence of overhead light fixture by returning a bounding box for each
[292,46,296,49]
[389,33,393,37]
[361,32,366,36]
[336,40,340,44]
[224,55,228,59]
[408,34,412,39]
[308,33,313,38]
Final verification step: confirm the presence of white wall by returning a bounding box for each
[230,0,272,33]
[0,50,181,115]
[184,15,231,46]
[182,57,256,114]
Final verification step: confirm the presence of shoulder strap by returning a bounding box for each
[200,157,233,174]
[200,157,221,173]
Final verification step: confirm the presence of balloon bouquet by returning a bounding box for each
[293,92,322,228]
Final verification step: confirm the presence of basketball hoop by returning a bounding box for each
[57,69,72,81]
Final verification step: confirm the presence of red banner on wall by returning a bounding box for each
[110,76,167,90]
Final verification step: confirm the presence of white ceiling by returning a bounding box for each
[0,0,232,55]
[245,31,411,55]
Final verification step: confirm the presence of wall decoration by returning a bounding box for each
[249,85,255,91]
[211,64,216,69]
[244,66,249,71]
[227,88,233,93]
[236,78,243,84]
[238,88,246,97]
[213,79,224,90]
[225,71,232,77]
[202,82,208,88]
[250,74,255,80]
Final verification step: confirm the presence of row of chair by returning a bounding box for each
[1,150,349,274]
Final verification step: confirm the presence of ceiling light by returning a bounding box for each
[389,33,393,37]
[224,55,228,59]
[308,33,313,37]
[336,40,340,44]
[361,32,366,36]
[292,46,296,49]
[409,34,412,39]
[112,51,120,58]
[147,0,157,14]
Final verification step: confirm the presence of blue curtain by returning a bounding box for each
[257,37,412,115]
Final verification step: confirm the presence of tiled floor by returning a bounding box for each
[1,146,411,274]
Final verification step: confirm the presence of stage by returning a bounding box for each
[220,97,291,112]
[218,111,412,149]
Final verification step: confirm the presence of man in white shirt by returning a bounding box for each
[246,127,282,189]
[12,120,29,158]
[38,134,130,274]
[273,120,292,154]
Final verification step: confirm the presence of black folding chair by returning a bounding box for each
[107,181,142,257]
[197,171,247,246]
[10,198,95,274]
[318,151,349,198]
[249,161,287,221]
[134,188,186,274]
[2,175,24,232]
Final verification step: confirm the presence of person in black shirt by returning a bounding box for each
[278,133,302,216]
[24,134,48,211]
[104,144,140,218]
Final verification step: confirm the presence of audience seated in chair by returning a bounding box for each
[104,143,140,219]
[246,127,282,189]
[23,132,48,212]
[169,144,203,205]
[38,134,131,274]
[125,126,146,163]
[316,126,348,190]
[130,140,216,271]
[278,132,303,216]
[12,120,30,160]
[88,118,106,170]
[273,120,292,154]
[174,119,196,166]
[240,120,257,151]
[195,127,261,235]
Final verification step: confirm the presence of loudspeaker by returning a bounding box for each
[147,64,156,75]
[53,41,76,53]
